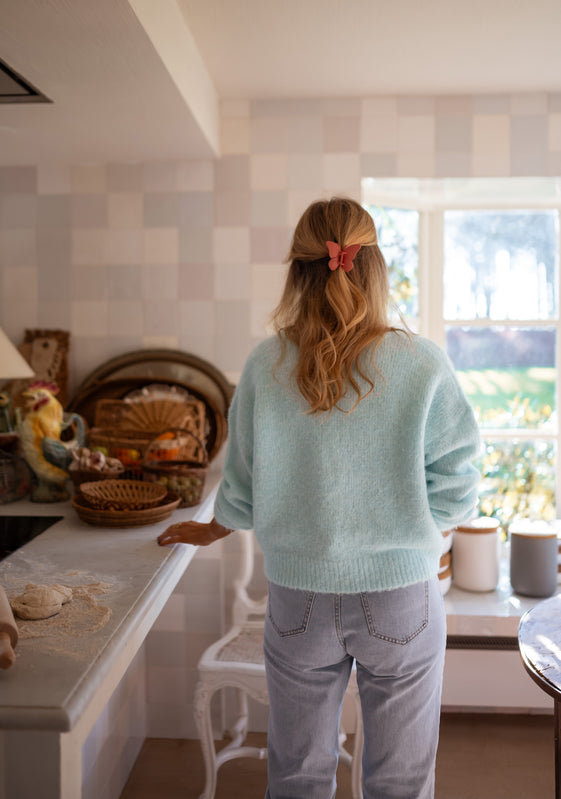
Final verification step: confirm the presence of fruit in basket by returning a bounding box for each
[145,470,203,505]
[69,447,123,474]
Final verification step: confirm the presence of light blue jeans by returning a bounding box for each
[263,576,446,799]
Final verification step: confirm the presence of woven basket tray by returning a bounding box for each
[79,479,167,511]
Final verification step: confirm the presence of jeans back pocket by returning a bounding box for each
[360,581,429,644]
[268,583,316,637]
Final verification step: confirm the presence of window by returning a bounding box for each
[364,178,561,528]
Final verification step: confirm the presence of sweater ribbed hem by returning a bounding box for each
[262,549,439,593]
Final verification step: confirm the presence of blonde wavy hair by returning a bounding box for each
[271,197,395,415]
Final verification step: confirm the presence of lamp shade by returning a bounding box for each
[0,328,34,380]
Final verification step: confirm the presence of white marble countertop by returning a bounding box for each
[444,542,558,637]
[1,473,556,734]
[0,466,221,733]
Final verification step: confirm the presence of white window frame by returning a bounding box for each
[363,178,561,516]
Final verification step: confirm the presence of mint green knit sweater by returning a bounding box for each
[214,331,481,593]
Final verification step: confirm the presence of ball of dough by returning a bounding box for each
[11,583,73,620]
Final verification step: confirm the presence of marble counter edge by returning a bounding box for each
[0,484,218,733]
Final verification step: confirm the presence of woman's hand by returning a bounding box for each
[157,517,232,547]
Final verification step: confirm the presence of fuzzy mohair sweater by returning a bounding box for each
[214,331,481,593]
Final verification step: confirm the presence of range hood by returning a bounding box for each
[0,57,50,104]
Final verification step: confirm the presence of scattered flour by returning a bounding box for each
[6,577,114,660]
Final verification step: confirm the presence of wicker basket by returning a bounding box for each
[79,479,167,511]
[142,429,208,507]
[87,428,155,477]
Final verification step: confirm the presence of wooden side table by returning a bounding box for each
[518,594,561,799]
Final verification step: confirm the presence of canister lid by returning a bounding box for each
[455,517,500,534]
[509,520,557,539]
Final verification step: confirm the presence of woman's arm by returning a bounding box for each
[157,517,233,547]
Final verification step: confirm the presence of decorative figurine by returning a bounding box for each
[18,381,86,502]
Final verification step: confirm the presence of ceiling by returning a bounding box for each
[1,0,561,166]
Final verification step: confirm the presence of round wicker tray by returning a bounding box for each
[71,492,181,528]
[79,479,167,511]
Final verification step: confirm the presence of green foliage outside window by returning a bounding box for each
[477,438,556,532]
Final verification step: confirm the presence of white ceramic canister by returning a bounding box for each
[509,521,558,598]
[452,517,500,592]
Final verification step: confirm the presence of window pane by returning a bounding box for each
[444,209,559,320]
[446,327,556,430]
[477,439,556,526]
[368,206,419,319]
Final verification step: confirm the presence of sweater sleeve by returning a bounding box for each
[424,358,482,531]
[213,359,255,531]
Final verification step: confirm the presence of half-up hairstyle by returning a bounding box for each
[271,197,394,415]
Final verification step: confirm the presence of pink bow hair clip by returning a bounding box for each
[326,241,361,272]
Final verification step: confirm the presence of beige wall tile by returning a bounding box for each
[548,114,561,150]
[322,153,360,191]
[250,154,287,190]
[142,228,179,264]
[472,115,510,154]
[215,262,251,300]
[70,165,107,193]
[221,116,250,154]
[107,193,143,228]
[108,301,143,336]
[213,226,251,263]
[360,114,398,153]
[396,152,435,177]
[398,115,435,153]
[71,300,109,336]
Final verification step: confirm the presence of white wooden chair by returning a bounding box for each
[194,529,364,799]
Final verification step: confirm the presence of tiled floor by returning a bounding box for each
[120,712,554,798]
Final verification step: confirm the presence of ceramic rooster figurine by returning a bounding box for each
[19,381,86,502]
